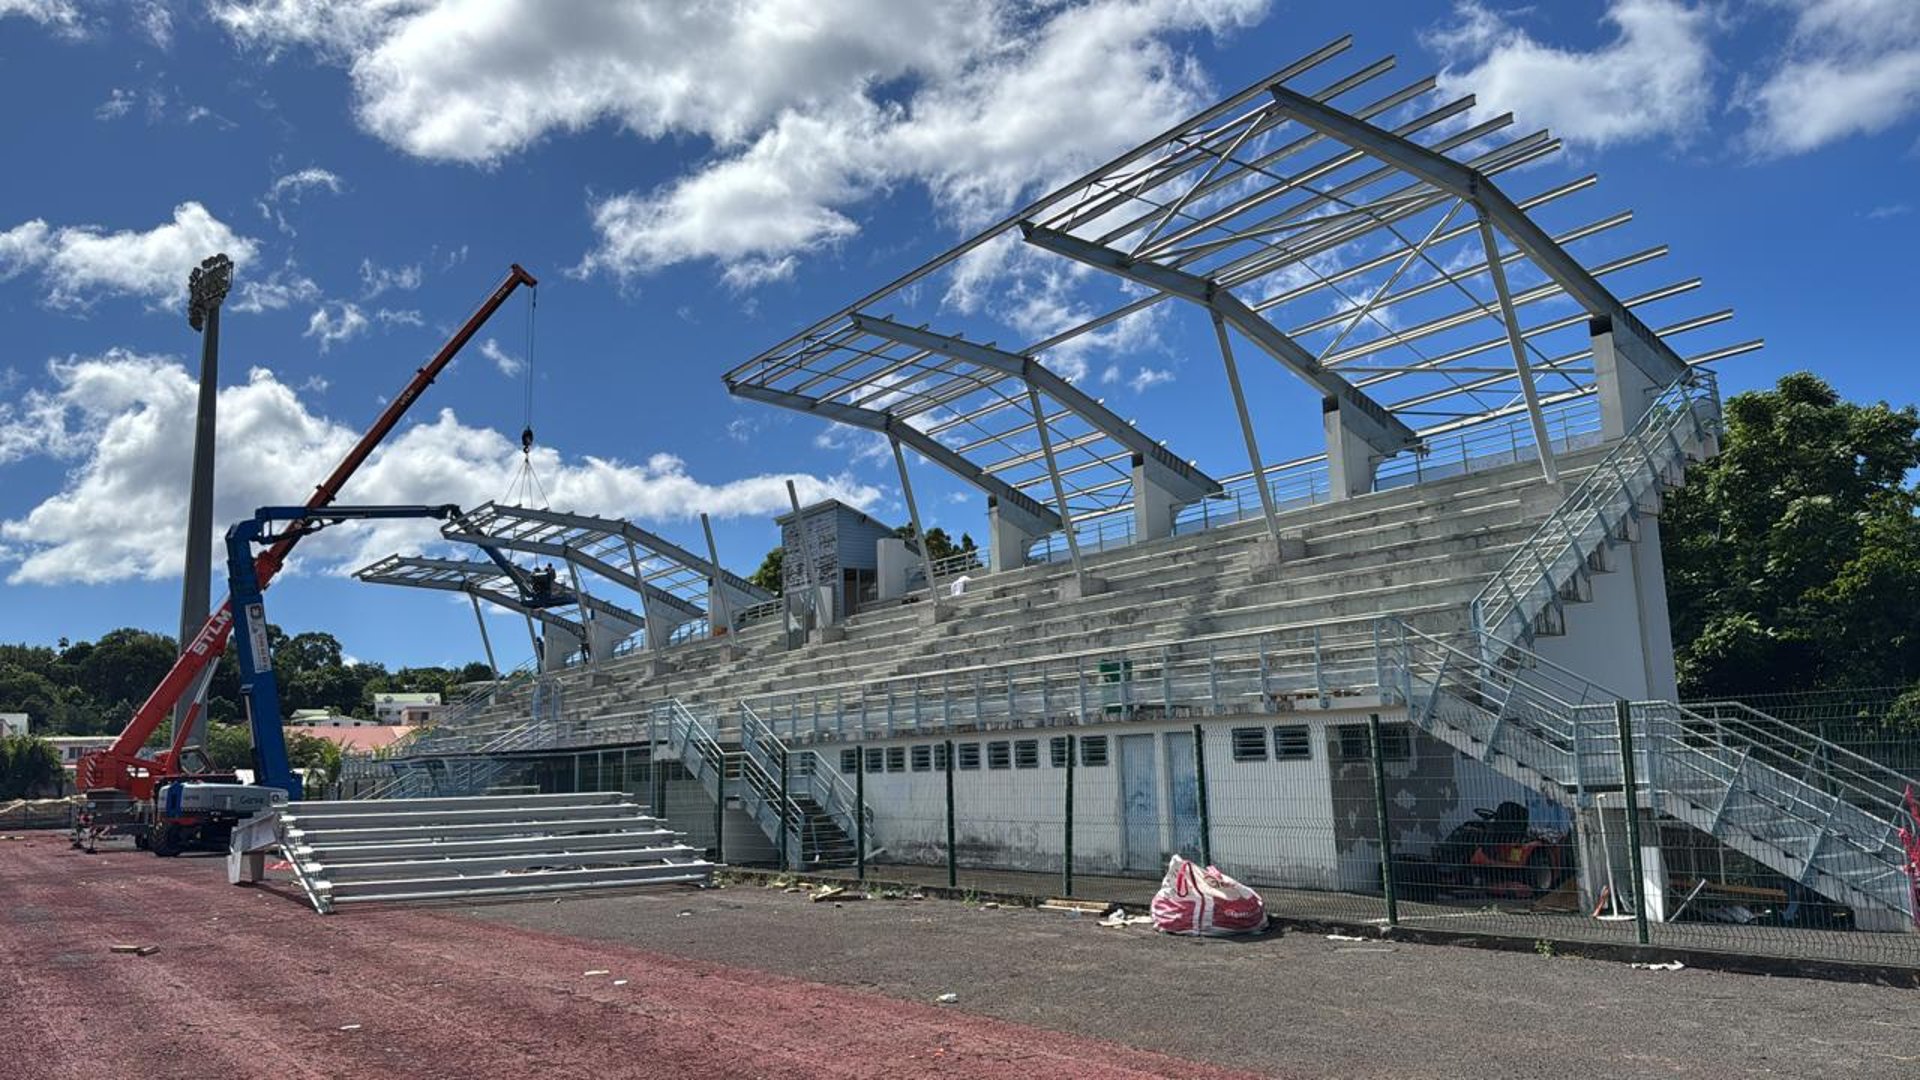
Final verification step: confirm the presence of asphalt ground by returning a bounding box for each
[6,833,1918,1078]
[466,873,1920,1079]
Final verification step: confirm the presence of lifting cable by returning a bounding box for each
[504,285,550,509]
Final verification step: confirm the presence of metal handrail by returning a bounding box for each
[1471,370,1719,646]
[741,703,872,846]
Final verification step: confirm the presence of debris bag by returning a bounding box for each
[1150,855,1268,936]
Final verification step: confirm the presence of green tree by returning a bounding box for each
[1663,373,1920,697]
[201,723,255,771]
[749,546,784,596]
[0,734,66,798]
[286,731,343,790]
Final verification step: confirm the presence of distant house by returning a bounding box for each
[287,709,381,728]
[45,735,116,770]
[372,693,445,727]
[0,712,27,737]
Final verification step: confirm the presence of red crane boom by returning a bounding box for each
[78,264,538,800]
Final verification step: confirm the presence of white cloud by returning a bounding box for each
[1428,0,1714,148]
[0,1,81,34]
[304,301,369,350]
[95,87,136,120]
[135,0,172,48]
[1867,202,1913,219]
[1128,367,1175,393]
[477,337,522,376]
[375,307,422,327]
[0,202,259,311]
[0,352,881,584]
[211,0,1269,285]
[1742,0,1920,155]
[258,166,343,234]
[360,257,421,299]
[229,263,321,313]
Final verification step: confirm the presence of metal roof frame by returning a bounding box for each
[724,34,1752,542]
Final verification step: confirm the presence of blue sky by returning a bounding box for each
[1,0,1916,670]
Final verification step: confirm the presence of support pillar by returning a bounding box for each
[1323,399,1380,501]
[1591,315,1663,441]
[1131,456,1184,543]
[986,501,1042,572]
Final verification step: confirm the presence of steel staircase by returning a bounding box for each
[1398,371,1916,925]
[653,700,870,870]
[270,792,712,913]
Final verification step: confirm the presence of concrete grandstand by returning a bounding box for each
[339,37,1915,946]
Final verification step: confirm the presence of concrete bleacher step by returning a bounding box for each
[280,792,713,913]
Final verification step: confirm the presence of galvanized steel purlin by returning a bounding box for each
[726,35,1747,551]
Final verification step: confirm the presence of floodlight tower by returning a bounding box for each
[174,253,232,747]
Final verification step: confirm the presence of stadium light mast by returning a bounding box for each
[174,253,232,747]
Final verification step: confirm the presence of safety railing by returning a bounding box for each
[1470,370,1720,649]
[741,702,872,857]
[1026,394,1609,565]
[744,617,1389,744]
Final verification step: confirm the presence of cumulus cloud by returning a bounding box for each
[1741,0,1920,155]
[1428,0,1715,148]
[211,0,1269,285]
[0,351,882,584]
[1128,367,1175,393]
[304,301,369,350]
[95,87,136,120]
[0,202,259,310]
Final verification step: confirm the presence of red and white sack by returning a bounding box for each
[1150,854,1268,936]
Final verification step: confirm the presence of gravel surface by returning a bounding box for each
[466,874,1920,1079]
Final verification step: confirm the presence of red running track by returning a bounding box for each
[1,835,1261,1080]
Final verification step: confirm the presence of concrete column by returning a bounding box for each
[542,626,581,673]
[1591,315,1662,441]
[1131,456,1183,543]
[987,500,1041,573]
[1630,518,1680,702]
[1323,399,1379,501]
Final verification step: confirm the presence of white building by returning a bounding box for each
[373,693,444,727]
[0,713,27,737]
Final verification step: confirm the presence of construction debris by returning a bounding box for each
[109,944,159,956]
[935,993,959,1004]
[1631,961,1685,972]
[1039,897,1111,915]
[1098,908,1154,929]
[583,969,610,977]
[810,885,847,903]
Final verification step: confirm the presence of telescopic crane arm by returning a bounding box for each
[79,265,538,800]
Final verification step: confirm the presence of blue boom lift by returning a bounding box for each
[143,502,565,854]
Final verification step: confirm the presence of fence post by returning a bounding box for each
[1192,724,1213,868]
[1616,699,1651,946]
[855,744,867,883]
[779,746,792,873]
[1064,734,1076,897]
[713,749,726,864]
[944,738,958,889]
[1368,712,1400,927]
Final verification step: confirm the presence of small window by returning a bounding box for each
[1080,735,1109,767]
[911,745,933,772]
[934,743,949,770]
[1049,736,1069,768]
[1336,723,1411,762]
[1273,725,1311,761]
[865,748,884,774]
[1231,726,1268,762]
[1014,739,1039,769]
[987,740,1012,770]
[958,743,982,770]
[886,746,907,773]
[840,748,860,774]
